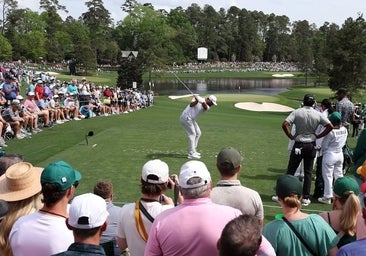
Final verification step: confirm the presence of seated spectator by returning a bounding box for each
[0,108,10,147]
[337,191,366,255]
[52,193,109,255]
[0,200,9,220]
[263,175,339,256]
[9,160,82,256]
[0,153,23,175]
[218,215,262,256]
[64,95,81,120]
[0,162,43,255]
[319,177,366,247]
[117,159,176,256]
[23,92,51,128]
[38,93,58,124]
[17,95,41,134]
[144,160,242,256]
[94,181,122,256]
[2,74,18,102]
[2,100,26,139]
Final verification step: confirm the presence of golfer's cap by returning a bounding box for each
[179,160,211,189]
[275,175,302,199]
[11,100,20,106]
[141,159,169,184]
[217,147,243,169]
[41,161,82,191]
[337,88,348,94]
[16,95,23,100]
[53,95,59,98]
[356,161,366,178]
[333,176,360,199]
[37,79,43,84]
[208,95,217,105]
[68,193,109,229]
[28,92,35,96]
[328,111,342,122]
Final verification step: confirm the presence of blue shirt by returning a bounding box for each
[52,242,106,255]
[2,82,17,100]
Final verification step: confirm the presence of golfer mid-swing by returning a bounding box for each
[180,95,217,159]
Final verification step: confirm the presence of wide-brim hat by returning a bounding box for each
[0,162,43,202]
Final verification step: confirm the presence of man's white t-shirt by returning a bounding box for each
[9,211,73,256]
[181,97,209,120]
[117,201,173,256]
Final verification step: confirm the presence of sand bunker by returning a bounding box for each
[235,102,294,112]
[272,74,294,78]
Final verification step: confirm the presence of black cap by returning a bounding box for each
[303,94,315,106]
[336,88,348,94]
[4,73,12,79]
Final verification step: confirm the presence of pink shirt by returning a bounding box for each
[144,198,241,256]
[24,98,40,113]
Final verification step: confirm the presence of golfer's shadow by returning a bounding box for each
[146,153,187,159]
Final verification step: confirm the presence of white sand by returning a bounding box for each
[272,74,294,78]
[235,102,294,112]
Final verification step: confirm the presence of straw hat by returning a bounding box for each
[0,162,43,202]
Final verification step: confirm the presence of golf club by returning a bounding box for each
[172,72,195,95]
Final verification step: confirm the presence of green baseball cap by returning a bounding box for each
[217,147,243,168]
[333,177,360,199]
[41,161,82,191]
[328,111,342,122]
[276,175,302,199]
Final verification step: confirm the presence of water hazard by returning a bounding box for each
[151,78,307,96]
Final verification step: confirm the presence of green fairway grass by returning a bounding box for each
[5,88,361,223]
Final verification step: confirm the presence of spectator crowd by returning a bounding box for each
[0,67,154,147]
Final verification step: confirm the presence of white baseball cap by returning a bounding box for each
[27,92,35,96]
[179,160,211,189]
[208,95,217,105]
[141,159,169,184]
[68,193,109,229]
[16,95,23,100]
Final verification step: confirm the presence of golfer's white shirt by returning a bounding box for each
[181,98,209,120]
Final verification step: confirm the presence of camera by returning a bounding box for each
[167,175,177,189]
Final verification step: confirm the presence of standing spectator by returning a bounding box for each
[218,215,262,256]
[335,88,355,130]
[94,181,122,256]
[280,94,333,206]
[318,112,348,204]
[52,193,109,256]
[144,160,241,256]
[319,177,365,248]
[263,175,339,256]
[352,106,362,137]
[211,147,263,220]
[117,160,176,256]
[211,147,275,256]
[337,192,366,255]
[180,95,217,159]
[314,99,335,199]
[0,162,43,256]
[9,161,82,256]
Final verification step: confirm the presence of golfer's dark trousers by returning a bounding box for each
[287,141,317,199]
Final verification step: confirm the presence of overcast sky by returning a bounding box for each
[19,0,365,27]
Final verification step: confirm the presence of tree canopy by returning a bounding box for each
[0,0,365,90]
